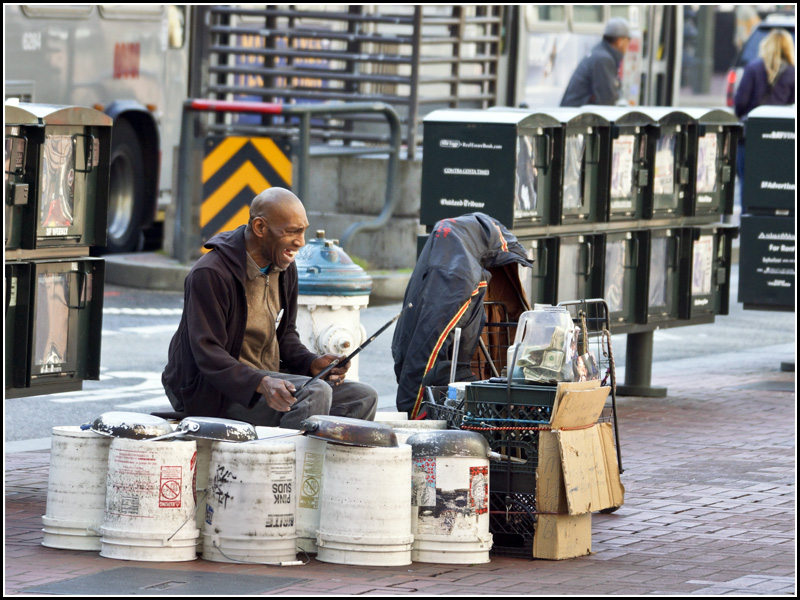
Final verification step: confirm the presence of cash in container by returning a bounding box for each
[5,102,111,250]
[585,107,658,221]
[420,109,562,228]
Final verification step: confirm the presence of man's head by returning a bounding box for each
[245,187,309,271]
[603,17,631,55]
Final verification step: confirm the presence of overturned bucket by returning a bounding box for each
[42,426,112,551]
[316,443,413,566]
[202,441,297,564]
[407,430,493,564]
[100,437,199,562]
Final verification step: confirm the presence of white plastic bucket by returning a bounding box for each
[316,443,413,566]
[411,455,492,563]
[202,441,297,564]
[373,412,409,423]
[408,431,493,564]
[193,437,214,552]
[100,437,199,562]
[252,427,327,554]
[42,426,112,551]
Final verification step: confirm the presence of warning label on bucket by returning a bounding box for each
[299,452,323,509]
[159,466,183,508]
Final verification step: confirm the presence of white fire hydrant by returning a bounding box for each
[295,231,372,381]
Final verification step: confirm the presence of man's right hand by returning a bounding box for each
[258,376,297,412]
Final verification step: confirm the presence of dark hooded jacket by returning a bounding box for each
[392,213,533,417]
[162,225,317,417]
[560,39,624,107]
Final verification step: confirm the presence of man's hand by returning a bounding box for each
[310,353,350,386]
[258,376,296,412]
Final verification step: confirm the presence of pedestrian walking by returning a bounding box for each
[733,29,795,184]
[162,187,378,428]
[560,17,632,107]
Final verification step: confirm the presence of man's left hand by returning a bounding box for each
[310,353,350,385]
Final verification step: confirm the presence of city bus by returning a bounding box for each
[4,4,190,252]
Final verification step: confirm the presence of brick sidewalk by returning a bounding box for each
[5,345,795,595]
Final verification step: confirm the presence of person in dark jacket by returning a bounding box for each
[560,18,632,107]
[734,28,795,119]
[392,213,533,418]
[733,29,795,186]
[162,187,378,428]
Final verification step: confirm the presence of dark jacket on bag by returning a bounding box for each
[734,58,795,119]
[560,39,624,107]
[162,225,317,417]
[392,213,533,418]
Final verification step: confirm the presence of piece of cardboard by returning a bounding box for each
[532,513,592,560]
[550,384,610,430]
[597,422,625,508]
[557,425,624,514]
[535,430,568,514]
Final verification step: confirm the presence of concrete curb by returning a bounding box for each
[104,252,411,303]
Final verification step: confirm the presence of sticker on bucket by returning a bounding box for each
[159,466,183,508]
[265,462,294,529]
[412,458,436,510]
[299,452,323,509]
[469,466,488,515]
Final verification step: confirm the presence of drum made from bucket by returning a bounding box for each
[100,437,199,562]
[251,427,326,554]
[408,431,493,564]
[316,443,413,566]
[202,441,297,564]
[42,426,112,551]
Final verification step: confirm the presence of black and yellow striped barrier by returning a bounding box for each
[200,136,292,250]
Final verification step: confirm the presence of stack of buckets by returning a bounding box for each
[42,413,493,566]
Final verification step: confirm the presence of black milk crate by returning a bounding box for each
[462,381,557,492]
[488,490,536,558]
[423,385,465,429]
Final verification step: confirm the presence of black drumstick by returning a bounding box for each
[293,302,413,396]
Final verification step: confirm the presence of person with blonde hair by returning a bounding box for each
[734,28,795,118]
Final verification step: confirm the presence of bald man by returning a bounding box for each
[162,188,378,428]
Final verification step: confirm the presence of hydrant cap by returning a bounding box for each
[296,233,373,296]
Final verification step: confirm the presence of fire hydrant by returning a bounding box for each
[295,231,373,381]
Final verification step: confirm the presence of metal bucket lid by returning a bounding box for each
[300,415,398,447]
[406,430,489,459]
[87,412,173,440]
[178,416,257,442]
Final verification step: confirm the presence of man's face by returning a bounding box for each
[616,36,631,55]
[253,204,309,271]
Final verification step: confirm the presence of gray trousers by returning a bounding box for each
[220,371,378,429]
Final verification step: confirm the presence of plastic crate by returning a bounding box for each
[422,385,465,429]
[488,490,536,558]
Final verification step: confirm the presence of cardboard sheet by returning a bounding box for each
[532,513,592,560]
[550,383,610,430]
[535,430,568,514]
[557,425,623,515]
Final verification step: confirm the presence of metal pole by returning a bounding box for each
[616,331,668,397]
[174,102,195,264]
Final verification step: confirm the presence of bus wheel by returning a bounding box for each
[107,119,145,253]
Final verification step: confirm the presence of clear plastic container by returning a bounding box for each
[507,305,579,384]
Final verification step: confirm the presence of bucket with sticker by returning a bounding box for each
[407,430,493,564]
[100,437,199,562]
[42,426,112,551]
[202,441,297,564]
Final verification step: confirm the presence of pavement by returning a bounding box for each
[5,332,796,595]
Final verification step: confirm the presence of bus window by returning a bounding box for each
[572,6,605,27]
[98,5,164,20]
[525,6,567,31]
[22,5,93,18]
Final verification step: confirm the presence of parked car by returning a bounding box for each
[726,13,795,108]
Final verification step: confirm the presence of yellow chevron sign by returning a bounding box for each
[200,136,293,251]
